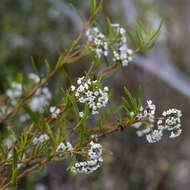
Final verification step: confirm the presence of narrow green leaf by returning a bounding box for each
[12,148,18,170]
[38,112,46,130]
[87,48,99,64]
[62,95,70,113]
[96,0,103,13]
[125,28,137,48]
[56,53,64,70]
[138,86,142,110]
[34,143,41,156]
[142,40,156,51]
[136,30,142,46]
[20,132,28,150]
[150,19,163,41]
[27,147,35,163]
[136,22,144,40]
[0,178,8,188]
[90,0,96,16]
[67,156,77,171]
[122,105,131,119]
[0,144,6,159]
[46,124,56,144]
[68,94,80,121]
[70,3,85,24]
[56,128,63,145]
[12,168,18,185]
[45,59,51,77]
[138,21,148,35]
[121,97,132,110]
[124,87,137,109]
[8,126,20,145]
[79,124,84,147]
[31,56,40,76]
[106,17,113,39]
[103,54,110,66]
[17,73,25,96]
[79,104,89,124]
[23,104,38,123]
[45,104,51,117]
[110,32,120,45]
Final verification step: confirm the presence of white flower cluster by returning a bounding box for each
[157,109,182,138]
[29,87,52,112]
[28,73,40,83]
[32,134,49,145]
[6,73,51,118]
[86,24,134,67]
[17,153,26,169]
[132,100,156,137]
[86,27,108,58]
[6,82,22,106]
[3,135,15,149]
[56,142,73,152]
[70,140,103,174]
[71,76,109,115]
[111,23,133,66]
[50,106,61,117]
[0,106,11,120]
[146,129,163,144]
[132,100,182,143]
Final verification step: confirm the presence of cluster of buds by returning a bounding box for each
[71,76,109,115]
[56,142,73,152]
[86,23,133,66]
[70,140,103,174]
[157,109,182,138]
[5,73,52,122]
[6,82,22,106]
[112,23,134,66]
[132,100,182,143]
[132,100,156,137]
[86,27,108,58]
[29,86,52,112]
[50,106,61,117]
[32,134,50,145]
[28,73,40,83]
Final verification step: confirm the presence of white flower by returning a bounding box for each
[134,100,182,143]
[50,106,61,117]
[146,130,163,143]
[111,23,120,27]
[28,73,40,83]
[56,142,73,152]
[72,76,109,116]
[29,87,52,112]
[66,142,73,151]
[169,129,182,138]
[79,112,84,118]
[94,91,99,96]
[104,86,109,92]
[77,77,84,85]
[111,24,134,66]
[6,82,22,101]
[33,134,49,145]
[86,27,108,59]
[161,108,182,137]
[132,122,142,129]
[70,140,103,174]
[71,85,76,91]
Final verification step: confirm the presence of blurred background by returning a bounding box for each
[0,0,190,189]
